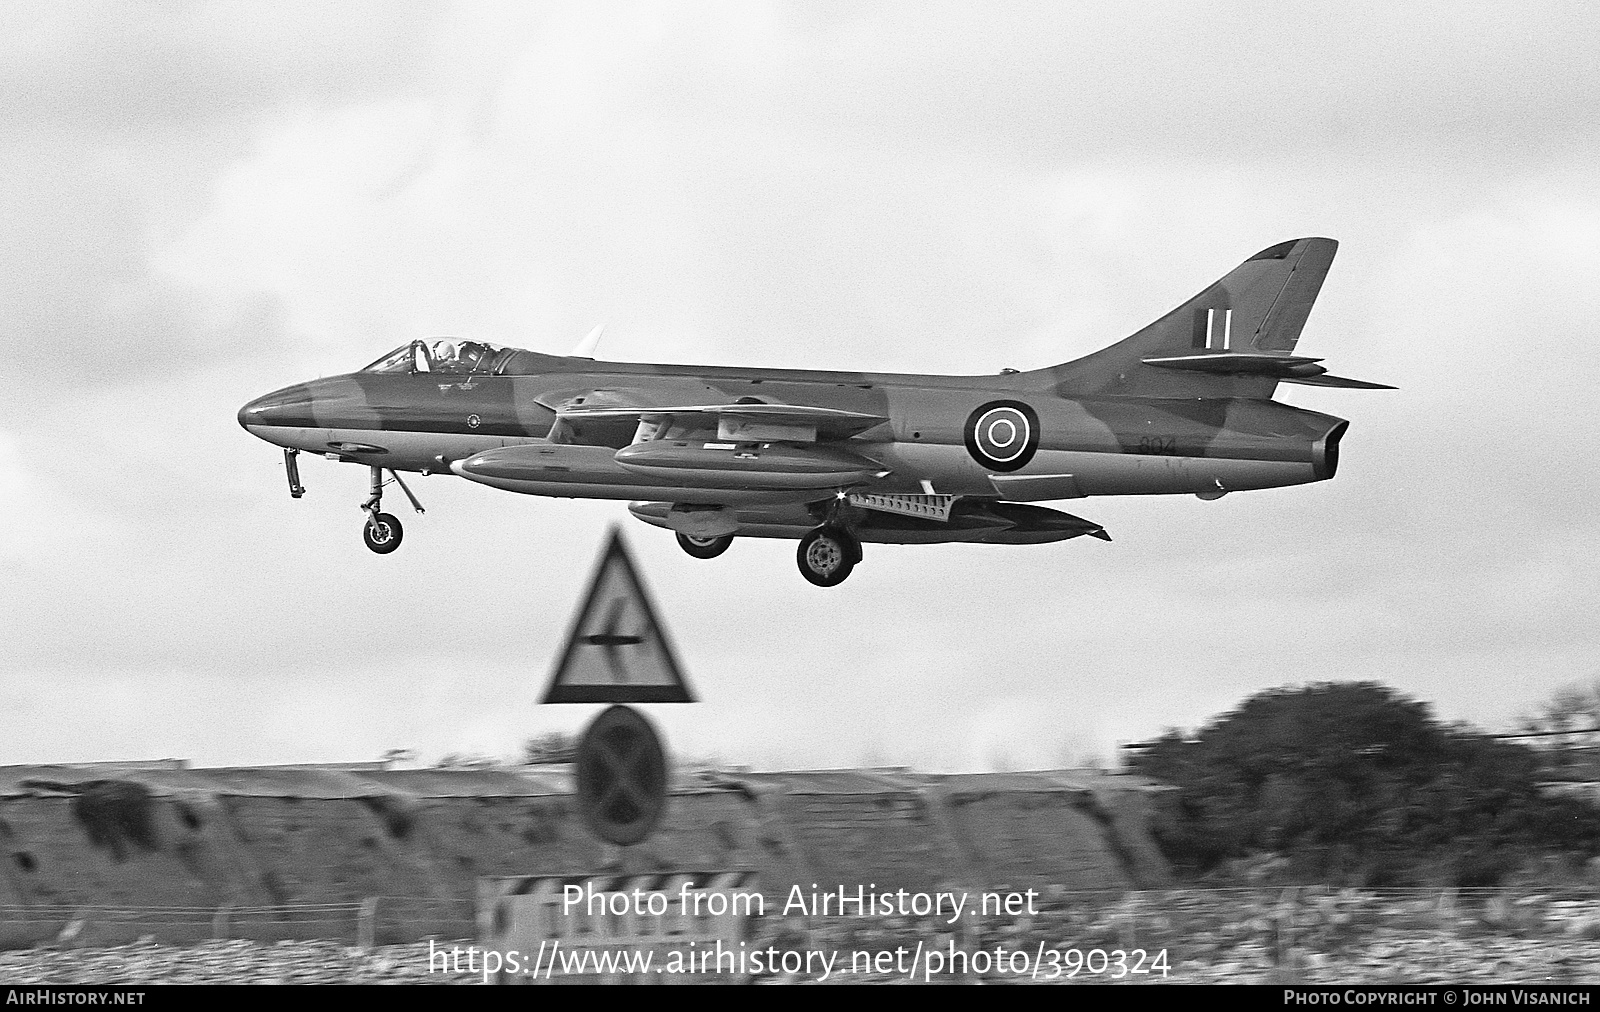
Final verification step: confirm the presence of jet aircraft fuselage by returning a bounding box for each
[238,237,1388,585]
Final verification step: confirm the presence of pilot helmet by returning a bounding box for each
[432,339,458,362]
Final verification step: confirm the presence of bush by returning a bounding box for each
[1128,682,1600,885]
[71,781,159,861]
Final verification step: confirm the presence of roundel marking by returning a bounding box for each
[467,414,481,429]
[963,400,1040,472]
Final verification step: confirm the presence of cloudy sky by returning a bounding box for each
[3,2,1597,771]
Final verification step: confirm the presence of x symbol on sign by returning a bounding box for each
[589,724,660,825]
[580,598,647,683]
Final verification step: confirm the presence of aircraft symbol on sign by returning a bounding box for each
[582,599,647,683]
[542,527,695,703]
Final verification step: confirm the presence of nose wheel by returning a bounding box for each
[363,513,403,553]
[360,465,424,555]
[797,526,860,587]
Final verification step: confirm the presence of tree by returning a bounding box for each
[1517,676,1600,748]
[1128,681,1600,885]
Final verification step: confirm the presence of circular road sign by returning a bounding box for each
[575,704,670,846]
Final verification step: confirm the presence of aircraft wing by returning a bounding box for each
[555,401,889,442]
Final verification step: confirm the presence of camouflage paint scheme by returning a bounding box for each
[239,237,1385,560]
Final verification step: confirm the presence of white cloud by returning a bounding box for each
[0,429,131,564]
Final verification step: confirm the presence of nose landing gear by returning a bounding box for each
[363,512,403,553]
[361,465,425,555]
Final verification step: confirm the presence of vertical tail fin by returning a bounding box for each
[1040,237,1338,398]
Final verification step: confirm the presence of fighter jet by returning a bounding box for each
[238,237,1389,586]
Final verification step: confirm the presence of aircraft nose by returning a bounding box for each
[237,397,263,430]
[238,384,315,432]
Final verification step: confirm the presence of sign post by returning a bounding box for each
[484,530,750,984]
[541,527,694,847]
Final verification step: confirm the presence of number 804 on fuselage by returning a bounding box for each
[237,237,1390,587]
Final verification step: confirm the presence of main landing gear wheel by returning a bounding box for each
[363,512,403,554]
[676,533,734,559]
[797,526,859,587]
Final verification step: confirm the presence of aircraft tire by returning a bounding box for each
[676,533,733,559]
[797,526,857,587]
[363,512,403,554]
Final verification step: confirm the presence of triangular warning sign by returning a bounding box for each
[542,527,695,703]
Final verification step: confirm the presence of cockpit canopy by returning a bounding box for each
[362,339,508,376]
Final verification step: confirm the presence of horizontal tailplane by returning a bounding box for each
[1141,351,1395,390]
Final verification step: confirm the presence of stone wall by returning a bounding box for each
[0,765,1169,946]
